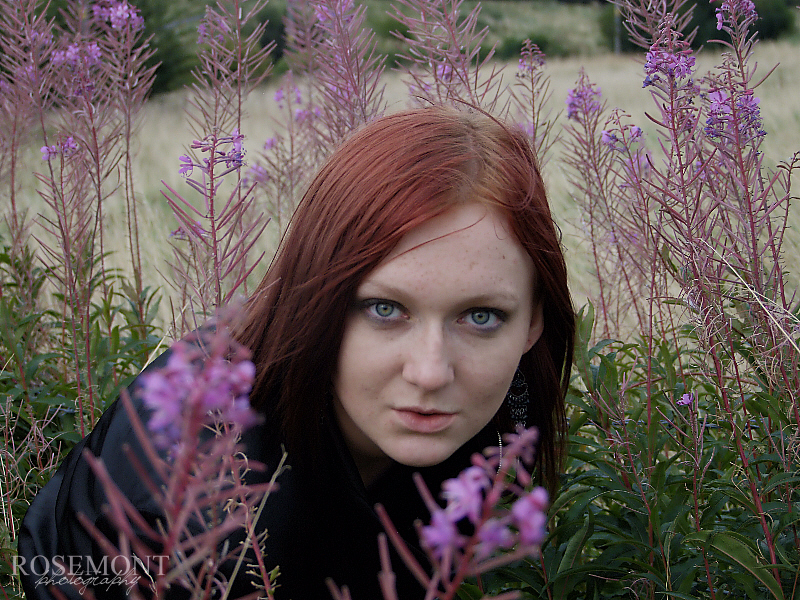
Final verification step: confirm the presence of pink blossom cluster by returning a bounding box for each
[178,130,245,178]
[93,0,144,31]
[566,81,602,121]
[601,124,643,150]
[52,42,102,70]
[435,63,454,82]
[274,86,303,109]
[419,427,550,563]
[138,337,260,450]
[40,136,79,161]
[242,163,270,189]
[644,47,695,80]
[714,0,757,30]
[517,42,545,75]
[704,89,765,143]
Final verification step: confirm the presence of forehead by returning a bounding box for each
[363,202,535,296]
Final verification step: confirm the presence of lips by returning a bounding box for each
[393,408,456,433]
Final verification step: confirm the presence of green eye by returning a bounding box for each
[374,302,395,317]
[471,310,491,325]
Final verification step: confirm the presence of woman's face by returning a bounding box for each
[332,202,543,484]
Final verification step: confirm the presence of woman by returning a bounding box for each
[19,106,574,600]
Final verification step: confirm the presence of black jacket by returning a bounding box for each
[18,350,497,600]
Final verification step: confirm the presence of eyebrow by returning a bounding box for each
[356,280,524,307]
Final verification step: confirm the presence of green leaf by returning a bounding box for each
[455,582,482,600]
[761,471,800,495]
[684,531,785,600]
[551,510,594,596]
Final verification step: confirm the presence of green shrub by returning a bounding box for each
[494,33,570,59]
[258,2,287,61]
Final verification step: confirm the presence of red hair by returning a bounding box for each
[235,106,574,493]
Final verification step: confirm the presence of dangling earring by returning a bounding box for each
[505,367,529,426]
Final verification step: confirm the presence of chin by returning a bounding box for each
[388,441,460,468]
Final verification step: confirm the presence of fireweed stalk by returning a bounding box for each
[308,0,387,148]
[93,0,158,333]
[510,41,561,168]
[244,0,388,234]
[80,318,279,599]
[390,0,504,113]
[165,0,273,336]
[561,70,657,339]
[35,0,154,431]
[336,427,550,600]
[245,74,322,232]
[164,129,268,336]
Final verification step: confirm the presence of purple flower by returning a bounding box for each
[511,487,549,546]
[61,137,78,155]
[224,150,244,169]
[704,89,764,142]
[140,344,196,448]
[138,340,259,450]
[520,121,535,139]
[40,145,60,161]
[231,128,243,154]
[199,357,255,412]
[622,149,651,180]
[315,5,334,23]
[518,42,545,75]
[243,163,269,188]
[475,518,515,559]
[713,0,758,30]
[263,137,276,151]
[197,22,210,44]
[178,155,194,177]
[678,392,695,406]
[566,80,602,121]
[53,42,101,70]
[644,48,695,80]
[502,425,539,465]
[436,63,453,82]
[601,130,618,149]
[420,510,463,559]
[294,86,302,105]
[274,88,285,107]
[642,74,660,88]
[442,465,490,524]
[94,1,144,30]
[109,2,132,29]
[197,7,228,44]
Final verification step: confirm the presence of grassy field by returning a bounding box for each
[13,8,800,323]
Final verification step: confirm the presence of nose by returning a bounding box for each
[401,325,455,391]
